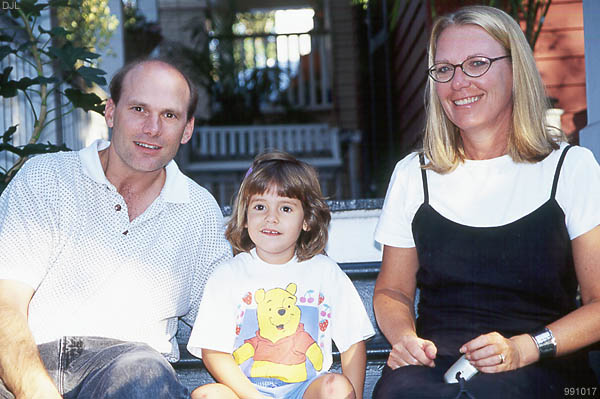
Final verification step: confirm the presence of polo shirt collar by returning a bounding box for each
[79,139,190,204]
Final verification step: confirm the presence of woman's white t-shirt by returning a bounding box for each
[375,143,600,248]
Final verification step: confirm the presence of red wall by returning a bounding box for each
[533,0,586,137]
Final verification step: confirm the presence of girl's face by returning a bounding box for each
[246,187,307,264]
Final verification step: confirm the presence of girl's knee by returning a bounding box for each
[306,373,355,399]
[326,374,355,397]
[191,383,238,399]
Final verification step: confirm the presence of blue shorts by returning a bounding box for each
[251,373,324,399]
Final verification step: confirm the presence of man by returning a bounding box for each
[0,60,232,398]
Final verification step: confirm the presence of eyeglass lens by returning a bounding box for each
[431,57,492,82]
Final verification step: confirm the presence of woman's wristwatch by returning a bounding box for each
[529,327,557,359]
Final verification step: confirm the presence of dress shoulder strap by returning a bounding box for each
[418,152,429,205]
[551,144,573,200]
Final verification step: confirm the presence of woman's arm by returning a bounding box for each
[465,225,600,372]
[340,341,366,399]
[553,224,600,354]
[373,245,437,369]
[201,349,263,399]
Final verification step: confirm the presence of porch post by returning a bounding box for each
[102,0,125,83]
[580,0,600,159]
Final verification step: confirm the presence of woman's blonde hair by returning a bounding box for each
[226,151,331,262]
[424,5,565,173]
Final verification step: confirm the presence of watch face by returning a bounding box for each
[532,328,556,358]
[537,331,551,343]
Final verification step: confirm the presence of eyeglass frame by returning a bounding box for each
[427,55,512,83]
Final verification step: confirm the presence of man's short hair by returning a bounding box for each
[109,58,199,122]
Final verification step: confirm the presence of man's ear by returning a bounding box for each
[181,117,195,144]
[104,99,116,128]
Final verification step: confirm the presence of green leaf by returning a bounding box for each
[48,45,76,69]
[0,33,12,42]
[2,125,18,144]
[0,45,14,61]
[48,0,72,7]
[76,66,107,87]
[0,73,48,94]
[38,26,71,38]
[14,76,41,90]
[0,142,69,159]
[49,43,101,70]
[64,88,105,115]
[19,142,71,156]
[13,0,48,18]
[0,142,23,156]
[0,84,18,98]
[0,67,18,98]
[0,66,13,80]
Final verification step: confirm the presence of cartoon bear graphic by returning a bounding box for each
[232,283,323,383]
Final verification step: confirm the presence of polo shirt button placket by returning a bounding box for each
[112,202,128,235]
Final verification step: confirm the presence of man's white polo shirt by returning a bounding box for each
[0,139,232,361]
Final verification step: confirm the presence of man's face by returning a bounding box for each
[104,62,194,175]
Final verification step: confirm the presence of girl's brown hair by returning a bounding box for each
[226,151,331,262]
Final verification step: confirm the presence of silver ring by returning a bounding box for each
[499,353,505,364]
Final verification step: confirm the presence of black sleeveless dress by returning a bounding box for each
[373,146,598,399]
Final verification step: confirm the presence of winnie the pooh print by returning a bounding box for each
[233,283,323,383]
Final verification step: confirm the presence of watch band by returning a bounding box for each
[529,327,557,359]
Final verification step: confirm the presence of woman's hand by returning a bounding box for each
[387,335,437,369]
[460,332,531,373]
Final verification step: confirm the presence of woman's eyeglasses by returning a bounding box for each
[428,55,511,83]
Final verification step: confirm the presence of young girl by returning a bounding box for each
[188,151,375,399]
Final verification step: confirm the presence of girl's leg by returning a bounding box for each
[191,383,239,399]
[302,373,355,399]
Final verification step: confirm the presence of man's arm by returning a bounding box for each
[0,280,62,399]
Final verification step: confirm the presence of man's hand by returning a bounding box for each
[12,377,63,399]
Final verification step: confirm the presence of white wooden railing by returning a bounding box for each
[210,31,332,111]
[182,123,344,205]
[188,123,341,171]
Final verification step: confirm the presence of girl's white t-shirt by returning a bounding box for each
[187,249,375,381]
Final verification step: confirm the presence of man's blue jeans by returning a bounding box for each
[0,337,189,399]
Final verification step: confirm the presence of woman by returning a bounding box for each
[372,5,600,398]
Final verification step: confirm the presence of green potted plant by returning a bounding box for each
[0,0,107,193]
